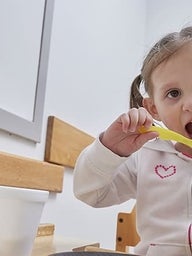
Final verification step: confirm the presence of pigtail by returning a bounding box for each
[129,74,143,109]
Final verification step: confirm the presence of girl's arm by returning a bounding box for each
[73,108,158,206]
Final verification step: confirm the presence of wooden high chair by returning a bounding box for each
[116,206,140,252]
[84,205,140,253]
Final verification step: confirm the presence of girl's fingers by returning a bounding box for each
[127,108,139,132]
[139,107,154,129]
[119,113,130,133]
[119,108,153,134]
[127,107,153,132]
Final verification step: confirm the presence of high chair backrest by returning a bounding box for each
[116,205,140,252]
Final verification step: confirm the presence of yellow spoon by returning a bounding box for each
[139,126,192,148]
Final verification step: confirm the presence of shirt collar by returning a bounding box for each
[144,138,192,161]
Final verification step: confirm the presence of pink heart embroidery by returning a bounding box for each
[155,164,176,179]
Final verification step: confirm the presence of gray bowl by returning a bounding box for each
[49,251,140,256]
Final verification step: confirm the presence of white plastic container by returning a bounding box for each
[0,186,49,256]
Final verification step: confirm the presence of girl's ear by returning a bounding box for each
[142,98,161,121]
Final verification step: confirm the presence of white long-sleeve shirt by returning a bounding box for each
[73,137,192,256]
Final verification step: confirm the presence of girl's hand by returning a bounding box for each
[101,107,158,156]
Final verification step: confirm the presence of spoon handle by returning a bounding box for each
[139,126,192,148]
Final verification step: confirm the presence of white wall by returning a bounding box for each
[45,0,146,136]
[145,0,192,52]
[1,0,192,251]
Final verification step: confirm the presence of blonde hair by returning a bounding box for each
[130,26,192,108]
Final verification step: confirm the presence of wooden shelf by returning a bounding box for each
[45,116,95,168]
[0,151,64,192]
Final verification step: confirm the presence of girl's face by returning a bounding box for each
[143,42,192,141]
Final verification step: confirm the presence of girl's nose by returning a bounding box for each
[182,98,192,112]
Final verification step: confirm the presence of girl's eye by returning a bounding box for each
[167,89,181,98]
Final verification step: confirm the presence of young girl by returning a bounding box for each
[73,26,192,256]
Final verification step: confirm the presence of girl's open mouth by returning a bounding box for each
[185,122,192,138]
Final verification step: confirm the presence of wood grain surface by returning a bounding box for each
[45,116,95,167]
